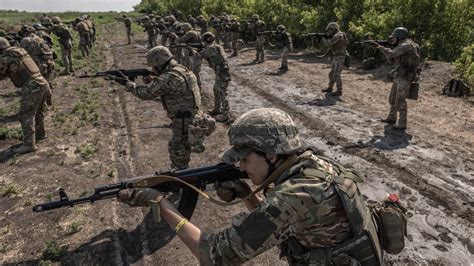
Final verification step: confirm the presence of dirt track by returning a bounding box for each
[1,22,473,265]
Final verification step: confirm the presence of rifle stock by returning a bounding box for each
[33,163,247,219]
[77,68,154,81]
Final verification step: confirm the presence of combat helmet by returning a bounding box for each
[277,24,286,32]
[33,23,47,31]
[0,37,11,51]
[180,23,192,32]
[326,22,339,31]
[146,45,173,69]
[51,16,61,24]
[202,32,215,43]
[391,27,409,40]
[251,14,260,21]
[222,108,302,164]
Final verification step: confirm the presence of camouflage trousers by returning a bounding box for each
[281,47,289,68]
[60,42,73,73]
[212,65,231,114]
[169,115,194,169]
[147,32,157,48]
[230,34,239,56]
[328,55,345,91]
[20,79,48,147]
[79,33,91,57]
[387,76,412,127]
[38,60,55,105]
[182,50,202,88]
[126,27,132,44]
[256,35,265,61]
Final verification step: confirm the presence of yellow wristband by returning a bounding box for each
[175,218,189,234]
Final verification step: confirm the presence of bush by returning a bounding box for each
[454,44,474,87]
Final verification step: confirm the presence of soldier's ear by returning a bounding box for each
[265,154,278,164]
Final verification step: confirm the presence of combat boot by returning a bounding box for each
[381,118,396,124]
[12,144,37,155]
[331,90,342,96]
[59,69,71,75]
[393,124,407,130]
[322,87,333,93]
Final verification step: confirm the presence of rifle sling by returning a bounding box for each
[129,155,298,207]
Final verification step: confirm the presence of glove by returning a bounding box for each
[118,188,164,222]
[216,180,251,202]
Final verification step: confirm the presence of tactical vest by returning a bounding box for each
[76,21,90,34]
[331,31,349,56]
[282,153,383,266]
[5,47,42,87]
[161,64,201,118]
[398,39,420,70]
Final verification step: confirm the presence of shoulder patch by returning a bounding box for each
[234,211,277,250]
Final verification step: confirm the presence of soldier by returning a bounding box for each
[229,18,240,57]
[322,22,349,96]
[195,15,208,35]
[187,15,197,29]
[143,16,158,48]
[117,107,383,265]
[121,14,132,44]
[372,27,420,130]
[74,17,91,57]
[19,26,55,105]
[199,32,231,123]
[83,15,96,45]
[251,14,266,63]
[162,15,179,46]
[40,14,52,28]
[111,46,215,169]
[32,24,53,48]
[179,23,202,88]
[275,25,292,71]
[50,16,74,75]
[0,37,49,154]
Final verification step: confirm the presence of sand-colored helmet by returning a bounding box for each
[326,22,339,31]
[146,46,173,68]
[51,16,61,24]
[222,108,302,164]
[277,24,286,32]
[251,14,260,21]
[0,37,11,50]
[180,23,192,32]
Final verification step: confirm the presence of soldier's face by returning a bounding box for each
[239,152,277,185]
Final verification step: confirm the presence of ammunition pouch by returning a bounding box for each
[7,47,42,87]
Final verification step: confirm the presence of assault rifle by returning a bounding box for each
[354,40,391,47]
[169,42,206,51]
[302,32,331,42]
[78,68,155,81]
[33,163,247,219]
[258,30,276,36]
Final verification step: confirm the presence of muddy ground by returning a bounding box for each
[0,21,473,265]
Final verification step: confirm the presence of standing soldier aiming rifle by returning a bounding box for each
[179,23,203,88]
[229,18,240,57]
[322,22,349,96]
[50,16,74,75]
[275,25,292,71]
[117,107,384,265]
[371,27,421,130]
[199,32,232,123]
[119,14,133,44]
[0,37,49,154]
[110,46,215,170]
[251,14,266,63]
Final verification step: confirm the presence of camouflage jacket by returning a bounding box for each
[378,39,420,78]
[20,34,54,65]
[124,17,132,28]
[199,44,228,70]
[125,60,202,118]
[327,30,348,56]
[199,151,353,265]
[276,31,292,49]
[0,46,47,88]
[50,24,73,46]
[179,30,201,44]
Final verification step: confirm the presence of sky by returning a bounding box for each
[0,0,142,12]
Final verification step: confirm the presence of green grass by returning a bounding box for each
[0,126,23,140]
[1,183,20,197]
[40,240,67,261]
[76,143,97,159]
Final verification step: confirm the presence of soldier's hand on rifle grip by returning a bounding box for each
[118,188,164,222]
[142,75,152,84]
[216,180,251,202]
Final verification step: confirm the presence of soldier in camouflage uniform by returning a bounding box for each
[20,26,55,105]
[374,27,420,130]
[179,23,203,88]
[74,17,91,57]
[199,32,231,122]
[143,16,158,48]
[0,37,49,154]
[275,25,292,71]
[117,107,383,265]
[252,14,266,63]
[196,15,208,35]
[229,18,240,57]
[121,14,133,44]
[322,22,349,96]
[112,46,215,169]
[40,14,52,29]
[50,16,74,75]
